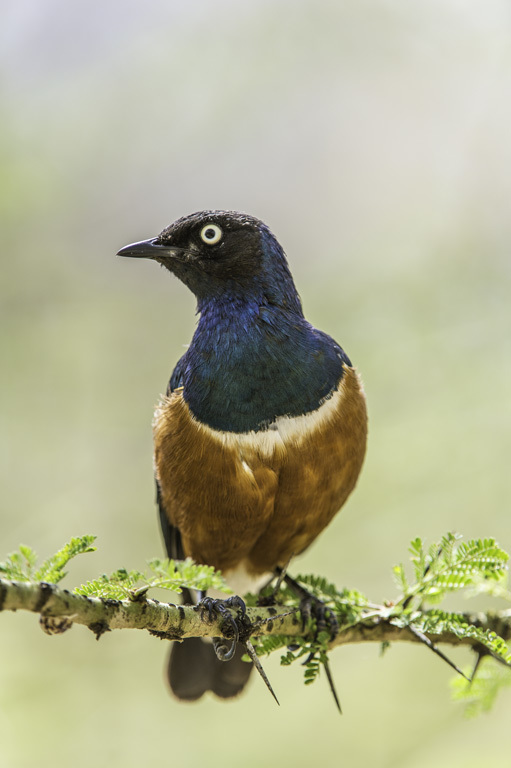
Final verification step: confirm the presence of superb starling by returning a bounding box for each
[117,210,367,700]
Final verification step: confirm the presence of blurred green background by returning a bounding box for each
[1,1,510,766]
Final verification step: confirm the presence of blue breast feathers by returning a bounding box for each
[169,297,351,433]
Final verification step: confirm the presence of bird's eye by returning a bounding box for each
[200,224,223,245]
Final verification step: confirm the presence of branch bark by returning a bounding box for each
[1,578,510,653]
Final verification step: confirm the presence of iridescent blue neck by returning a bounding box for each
[176,294,348,432]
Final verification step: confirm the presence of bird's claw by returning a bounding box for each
[211,636,237,661]
[197,596,247,662]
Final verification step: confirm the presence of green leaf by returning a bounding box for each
[0,545,37,580]
[0,537,96,583]
[252,634,294,658]
[75,569,146,600]
[393,564,408,593]
[451,660,511,717]
[395,534,509,609]
[75,557,230,600]
[36,536,97,583]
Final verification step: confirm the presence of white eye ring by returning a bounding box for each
[200,223,223,245]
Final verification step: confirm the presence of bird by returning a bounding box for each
[117,210,367,701]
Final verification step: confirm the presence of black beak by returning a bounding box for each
[116,237,179,259]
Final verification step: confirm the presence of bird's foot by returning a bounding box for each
[299,591,339,640]
[196,596,247,662]
[274,569,339,640]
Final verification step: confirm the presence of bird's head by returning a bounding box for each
[117,210,302,313]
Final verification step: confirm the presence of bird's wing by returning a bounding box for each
[156,478,185,559]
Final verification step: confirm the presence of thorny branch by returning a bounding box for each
[1,577,510,652]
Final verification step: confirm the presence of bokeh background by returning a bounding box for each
[1,1,510,766]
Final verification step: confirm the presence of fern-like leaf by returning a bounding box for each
[0,537,96,584]
[76,557,230,600]
[451,659,511,717]
[396,534,508,608]
[35,536,97,583]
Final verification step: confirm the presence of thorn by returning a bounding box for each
[301,651,342,714]
[401,594,413,610]
[273,556,293,595]
[244,640,279,706]
[470,648,485,682]
[323,656,342,715]
[407,625,470,681]
[257,558,294,606]
[251,607,300,631]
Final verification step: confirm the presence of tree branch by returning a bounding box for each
[1,578,510,654]
[331,611,511,649]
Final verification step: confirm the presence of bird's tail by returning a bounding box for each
[167,637,253,700]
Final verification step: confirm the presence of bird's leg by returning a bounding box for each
[277,570,342,714]
[196,595,247,662]
[256,555,293,606]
